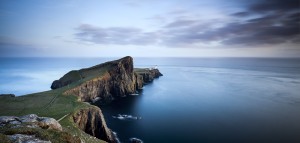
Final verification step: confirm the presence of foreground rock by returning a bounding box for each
[0,114,80,143]
[0,114,62,131]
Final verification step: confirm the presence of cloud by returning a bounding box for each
[162,17,299,46]
[74,1,300,48]
[75,24,163,45]
[161,0,300,47]
[223,0,300,46]
[75,24,160,45]
[249,0,299,14]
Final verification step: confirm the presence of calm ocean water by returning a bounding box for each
[1,57,300,143]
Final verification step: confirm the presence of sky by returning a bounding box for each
[0,0,299,57]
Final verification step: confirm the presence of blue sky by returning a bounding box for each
[0,0,299,57]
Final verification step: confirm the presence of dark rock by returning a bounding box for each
[135,68,163,84]
[138,69,163,83]
[50,80,62,89]
[72,106,117,143]
[0,116,19,124]
[129,137,143,143]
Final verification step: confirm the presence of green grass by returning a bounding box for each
[0,72,108,143]
[0,133,11,143]
[58,64,111,88]
[58,70,82,84]
[134,68,149,74]
[0,89,86,119]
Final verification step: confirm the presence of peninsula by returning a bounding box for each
[0,56,162,143]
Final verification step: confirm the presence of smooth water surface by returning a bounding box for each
[1,57,300,143]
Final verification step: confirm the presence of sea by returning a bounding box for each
[1,57,300,143]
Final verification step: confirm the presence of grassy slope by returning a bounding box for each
[0,67,148,143]
[0,67,112,143]
[0,88,105,143]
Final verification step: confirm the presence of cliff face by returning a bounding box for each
[63,56,137,103]
[72,106,116,143]
[55,56,162,103]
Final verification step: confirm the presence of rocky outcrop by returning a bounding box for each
[0,114,62,131]
[137,69,163,83]
[62,56,137,103]
[72,106,116,143]
[58,56,162,103]
[0,114,80,143]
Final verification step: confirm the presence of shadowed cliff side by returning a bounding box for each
[72,106,116,143]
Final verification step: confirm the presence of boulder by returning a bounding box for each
[37,117,62,131]
[20,114,38,123]
[129,137,143,143]
[0,116,19,124]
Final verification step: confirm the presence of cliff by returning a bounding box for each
[72,106,116,143]
[52,56,162,142]
[52,56,163,104]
